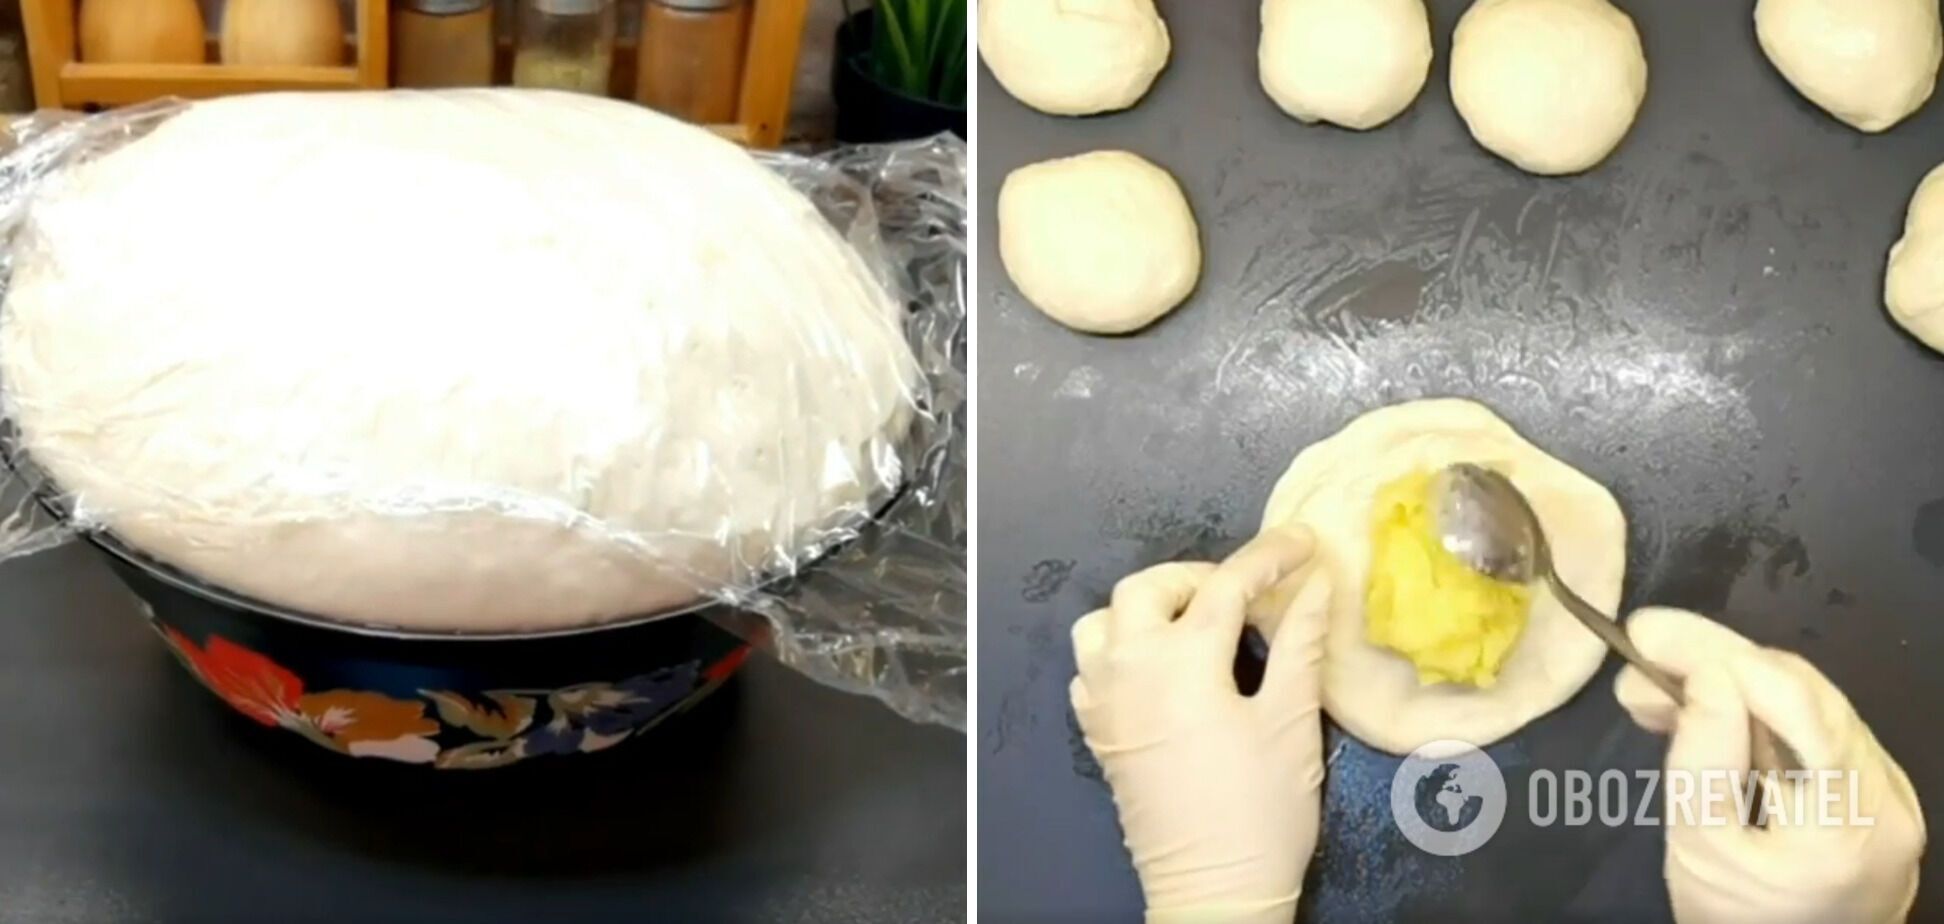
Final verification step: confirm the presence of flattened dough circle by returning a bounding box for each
[1254,399,1626,755]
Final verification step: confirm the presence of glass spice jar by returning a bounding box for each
[636,0,750,124]
[393,0,496,88]
[512,0,616,96]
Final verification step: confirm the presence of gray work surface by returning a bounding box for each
[976,1,1944,921]
[0,545,966,924]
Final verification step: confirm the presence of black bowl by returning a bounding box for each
[4,419,900,768]
[90,525,754,769]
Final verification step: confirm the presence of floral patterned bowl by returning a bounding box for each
[85,529,753,770]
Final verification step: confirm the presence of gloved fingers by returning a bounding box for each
[1629,606,1758,670]
[1614,607,1757,734]
[1109,562,1215,639]
[1255,567,1332,714]
[1615,664,1680,735]
[1732,654,1928,850]
[1725,649,1848,773]
[1146,896,1301,924]
[1872,741,1929,857]
[1662,662,1756,853]
[1665,661,1751,773]
[1717,650,1913,845]
[1179,527,1315,641]
[1069,675,1095,718]
[1242,545,1323,643]
[1072,608,1110,680]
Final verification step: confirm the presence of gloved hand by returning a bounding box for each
[1070,528,1334,924]
[1613,607,1926,924]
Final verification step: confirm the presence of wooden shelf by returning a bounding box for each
[19,0,808,148]
[59,62,361,104]
[21,0,387,106]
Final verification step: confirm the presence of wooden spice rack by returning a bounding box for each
[17,0,810,148]
[20,1,388,106]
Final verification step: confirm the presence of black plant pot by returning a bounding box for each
[833,10,967,144]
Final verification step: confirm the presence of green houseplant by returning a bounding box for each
[833,0,969,143]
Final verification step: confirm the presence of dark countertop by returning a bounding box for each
[977,1,1944,921]
[0,544,966,924]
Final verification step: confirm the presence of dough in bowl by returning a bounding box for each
[0,90,919,634]
[1449,0,1648,175]
[1253,399,1626,755]
[998,150,1201,335]
[1259,0,1433,130]
[979,0,1171,116]
[1756,0,1941,133]
[1886,163,1944,353]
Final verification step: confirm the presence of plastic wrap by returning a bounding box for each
[0,91,965,730]
[724,137,968,729]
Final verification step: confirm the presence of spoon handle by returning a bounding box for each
[1544,571,1684,702]
[1543,572,1804,774]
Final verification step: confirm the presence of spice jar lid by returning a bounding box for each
[652,0,739,9]
[403,0,491,12]
[532,0,609,14]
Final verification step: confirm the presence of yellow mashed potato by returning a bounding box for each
[1365,470,1531,687]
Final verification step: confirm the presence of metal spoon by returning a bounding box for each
[1432,462,1801,775]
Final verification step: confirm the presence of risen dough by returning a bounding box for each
[1885,163,1944,353]
[1253,399,1626,755]
[1757,0,1941,133]
[0,90,918,633]
[1259,0,1433,130]
[998,150,1201,335]
[979,0,1171,116]
[1449,0,1648,175]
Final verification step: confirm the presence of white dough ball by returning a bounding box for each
[1449,0,1648,175]
[998,151,1201,335]
[1258,0,1434,130]
[978,0,1171,116]
[0,90,919,633]
[1756,0,1942,133]
[1886,163,1944,352]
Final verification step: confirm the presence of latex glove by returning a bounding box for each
[1070,528,1334,924]
[1614,607,1927,924]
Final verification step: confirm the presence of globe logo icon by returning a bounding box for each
[1390,740,1507,856]
[1413,761,1486,833]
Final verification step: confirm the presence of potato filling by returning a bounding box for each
[1365,470,1532,687]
